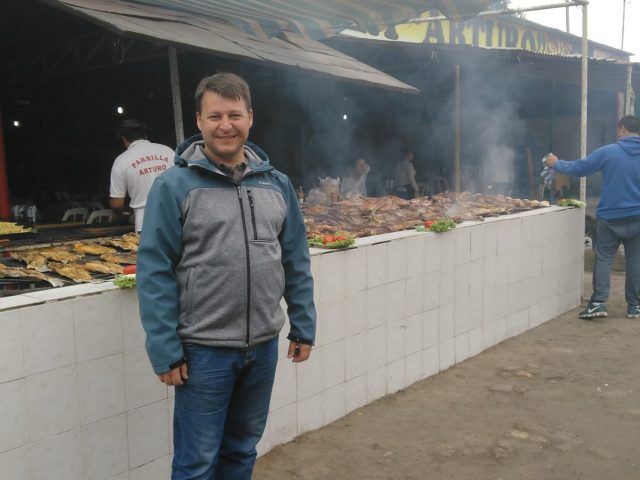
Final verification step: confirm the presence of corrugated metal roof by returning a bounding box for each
[124,0,495,40]
[51,0,420,92]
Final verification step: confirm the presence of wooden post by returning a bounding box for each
[168,46,185,145]
[526,147,535,199]
[0,108,10,220]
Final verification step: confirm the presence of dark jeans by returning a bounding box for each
[591,216,640,306]
[172,338,278,480]
[395,185,415,200]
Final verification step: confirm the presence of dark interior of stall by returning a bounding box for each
[1,0,623,226]
[327,36,621,200]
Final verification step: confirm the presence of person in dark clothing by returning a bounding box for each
[394,147,419,199]
[545,115,640,320]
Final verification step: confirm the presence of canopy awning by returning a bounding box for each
[49,0,423,92]
[115,0,495,40]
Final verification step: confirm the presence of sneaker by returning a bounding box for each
[578,302,608,320]
[627,305,640,319]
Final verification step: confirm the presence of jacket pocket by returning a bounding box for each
[183,267,195,324]
[246,187,285,242]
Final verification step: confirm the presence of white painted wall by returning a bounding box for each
[0,207,584,479]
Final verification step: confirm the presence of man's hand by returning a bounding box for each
[544,153,558,168]
[158,363,188,386]
[287,341,312,363]
[109,197,126,214]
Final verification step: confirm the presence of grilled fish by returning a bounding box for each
[0,264,65,287]
[104,238,138,251]
[73,243,117,256]
[100,252,137,265]
[82,261,124,275]
[121,233,139,245]
[47,262,94,283]
[10,251,50,272]
[37,247,83,263]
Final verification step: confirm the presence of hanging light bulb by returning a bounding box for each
[12,120,21,127]
[116,106,125,115]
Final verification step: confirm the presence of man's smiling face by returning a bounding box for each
[196,90,253,166]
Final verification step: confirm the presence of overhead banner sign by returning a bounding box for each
[347,10,628,62]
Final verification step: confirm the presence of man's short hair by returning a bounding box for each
[618,115,640,134]
[195,73,252,113]
[117,119,147,143]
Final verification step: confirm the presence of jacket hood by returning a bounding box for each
[618,136,640,156]
[174,134,273,172]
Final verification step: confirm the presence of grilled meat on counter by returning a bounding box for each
[302,193,549,238]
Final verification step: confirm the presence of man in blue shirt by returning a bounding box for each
[545,115,640,320]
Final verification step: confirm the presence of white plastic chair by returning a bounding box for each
[86,209,115,224]
[61,207,89,223]
[86,201,105,212]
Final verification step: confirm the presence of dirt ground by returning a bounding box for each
[254,249,640,480]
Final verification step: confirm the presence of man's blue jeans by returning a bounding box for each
[172,338,278,480]
[591,216,640,306]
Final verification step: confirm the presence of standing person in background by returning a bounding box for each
[544,115,640,320]
[341,157,385,198]
[109,119,174,232]
[482,144,515,196]
[136,73,316,480]
[394,147,419,199]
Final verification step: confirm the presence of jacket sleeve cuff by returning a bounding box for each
[169,357,187,370]
[154,357,186,375]
[287,333,314,346]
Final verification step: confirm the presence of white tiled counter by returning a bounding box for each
[0,206,584,479]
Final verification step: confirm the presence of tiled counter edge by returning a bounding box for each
[0,206,584,479]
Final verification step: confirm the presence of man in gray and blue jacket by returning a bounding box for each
[137,73,316,480]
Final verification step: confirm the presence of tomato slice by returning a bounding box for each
[123,264,136,275]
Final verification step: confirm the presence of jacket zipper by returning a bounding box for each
[236,186,252,347]
[247,189,258,240]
